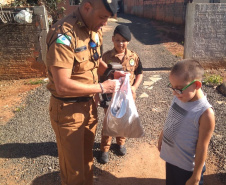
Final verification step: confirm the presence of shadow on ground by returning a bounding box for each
[0,142,57,158]
[30,168,226,185]
[116,13,184,46]
[31,171,61,185]
[143,67,171,71]
[95,167,165,185]
[30,168,165,185]
[204,172,226,185]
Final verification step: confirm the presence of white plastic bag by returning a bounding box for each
[103,74,144,138]
[14,10,32,24]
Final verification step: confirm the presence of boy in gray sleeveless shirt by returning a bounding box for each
[158,59,215,185]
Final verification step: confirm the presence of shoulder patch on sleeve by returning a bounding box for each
[56,34,71,46]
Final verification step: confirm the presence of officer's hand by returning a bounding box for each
[102,79,121,93]
[113,71,127,79]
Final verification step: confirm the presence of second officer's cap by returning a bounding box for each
[102,0,117,16]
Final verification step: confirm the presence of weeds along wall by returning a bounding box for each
[0,6,48,80]
[123,0,188,25]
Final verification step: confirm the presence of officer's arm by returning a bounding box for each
[51,66,103,96]
[51,66,120,95]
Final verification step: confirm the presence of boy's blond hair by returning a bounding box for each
[170,59,204,82]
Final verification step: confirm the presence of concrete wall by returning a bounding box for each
[124,0,187,24]
[0,6,48,80]
[123,0,144,17]
[184,3,226,68]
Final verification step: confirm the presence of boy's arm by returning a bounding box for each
[158,130,164,152]
[132,57,143,91]
[132,73,143,90]
[186,108,215,185]
[98,57,125,80]
[131,73,143,97]
[97,58,108,76]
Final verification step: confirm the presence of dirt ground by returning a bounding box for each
[95,21,225,185]
[0,79,44,125]
[0,52,224,185]
[95,143,223,185]
[0,20,225,185]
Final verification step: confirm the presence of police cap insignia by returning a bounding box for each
[102,0,117,16]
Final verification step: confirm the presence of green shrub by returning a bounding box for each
[203,74,223,86]
[14,105,25,112]
[25,79,45,85]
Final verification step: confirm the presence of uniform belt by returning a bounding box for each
[52,95,92,103]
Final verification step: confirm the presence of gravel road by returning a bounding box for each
[0,13,225,185]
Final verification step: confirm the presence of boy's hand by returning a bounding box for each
[131,86,137,99]
[131,86,136,94]
[157,138,162,152]
[158,130,163,152]
[114,71,127,79]
[185,176,199,185]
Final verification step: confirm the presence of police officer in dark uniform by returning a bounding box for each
[45,0,124,184]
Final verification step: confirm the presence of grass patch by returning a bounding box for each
[203,74,223,86]
[14,106,25,112]
[175,52,183,58]
[25,79,45,85]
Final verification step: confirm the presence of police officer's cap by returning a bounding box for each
[114,25,131,41]
[102,0,117,16]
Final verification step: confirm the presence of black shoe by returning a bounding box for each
[117,145,126,156]
[99,152,109,164]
